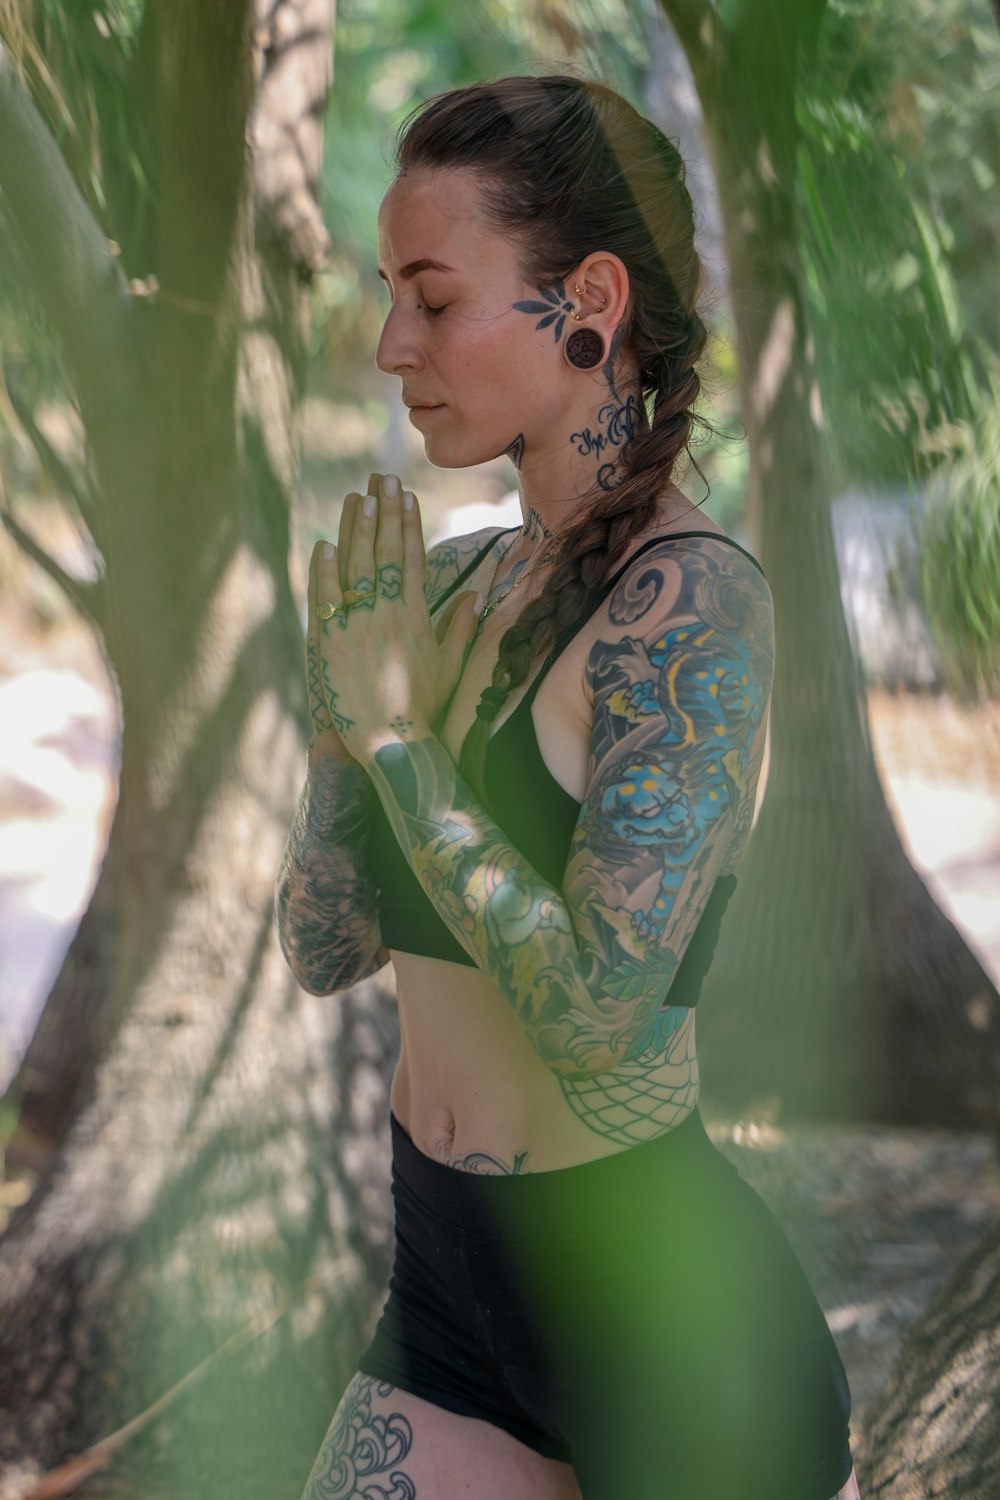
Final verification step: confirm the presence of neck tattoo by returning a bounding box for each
[477,526,558,628]
[521,505,551,541]
[569,390,642,492]
[501,432,525,469]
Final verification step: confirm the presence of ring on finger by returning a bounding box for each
[316,601,346,621]
[342,582,374,608]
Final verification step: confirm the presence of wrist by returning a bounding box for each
[302,752,369,839]
[360,720,434,766]
[308,729,354,768]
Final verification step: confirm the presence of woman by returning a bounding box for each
[277,75,860,1500]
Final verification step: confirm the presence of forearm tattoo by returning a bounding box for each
[367,541,773,1142]
[275,754,386,994]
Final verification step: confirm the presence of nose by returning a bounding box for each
[375,304,425,376]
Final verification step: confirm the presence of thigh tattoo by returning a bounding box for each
[302,1374,416,1500]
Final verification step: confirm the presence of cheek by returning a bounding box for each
[454,320,559,414]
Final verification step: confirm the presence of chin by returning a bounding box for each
[422,434,506,470]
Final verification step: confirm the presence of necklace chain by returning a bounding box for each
[477,531,559,626]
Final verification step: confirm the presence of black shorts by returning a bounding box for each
[358,1106,853,1500]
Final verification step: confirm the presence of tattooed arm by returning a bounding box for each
[276,525,507,994]
[276,750,389,994]
[366,540,774,1076]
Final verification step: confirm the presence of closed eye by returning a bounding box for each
[422,303,446,316]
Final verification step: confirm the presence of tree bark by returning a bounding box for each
[659,0,1000,1128]
[0,4,399,1496]
[857,1224,1000,1498]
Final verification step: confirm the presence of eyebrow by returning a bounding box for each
[377,258,456,282]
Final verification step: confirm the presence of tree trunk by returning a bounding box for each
[857,1223,1000,1498]
[660,0,1000,1128]
[0,5,398,1495]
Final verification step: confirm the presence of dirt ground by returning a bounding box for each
[1,518,999,1467]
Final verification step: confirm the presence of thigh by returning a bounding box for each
[299,1372,583,1500]
[523,1164,854,1498]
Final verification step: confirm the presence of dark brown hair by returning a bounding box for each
[395,75,715,792]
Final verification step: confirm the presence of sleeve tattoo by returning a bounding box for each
[368,541,774,1078]
[276,531,507,993]
[275,755,389,994]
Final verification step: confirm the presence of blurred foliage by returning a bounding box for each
[315,0,653,382]
[316,0,746,521]
[918,375,1000,698]
[0,0,153,404]
[796,0,1000,491]
[2,0,998,610]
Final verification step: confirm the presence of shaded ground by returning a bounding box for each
[1,499,999,1468]
[706,1113,1000,1461]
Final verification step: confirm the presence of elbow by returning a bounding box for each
[289,965,343,998]
[278,933,386,996]
[276,916,388,996]
[281,950,382,997]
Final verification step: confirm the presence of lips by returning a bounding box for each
[404,398,444,412]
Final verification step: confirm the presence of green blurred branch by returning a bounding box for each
[660,0,717,81]
[0,38,128,404]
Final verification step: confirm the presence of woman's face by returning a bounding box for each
[376,167,577,470]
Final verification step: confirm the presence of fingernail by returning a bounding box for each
[474,592,485,616]
[383,474,401,497]
[323,542,335,560]
[362,494,377,518]
[402,490,415,512]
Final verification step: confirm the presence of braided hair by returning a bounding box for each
[395,76,715,797]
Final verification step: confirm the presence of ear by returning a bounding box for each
[568,252,630,340]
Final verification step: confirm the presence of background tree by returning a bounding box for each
[2,0,998,1493]
[857,1212,1000,1497]
[650,3,1000,1486]
[0,4,401,1495]
[657,0,1000,1127]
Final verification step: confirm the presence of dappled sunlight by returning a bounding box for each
[0,667,117,1090]
[868,690,1000,983]
[150,544,277,812]
[751,297,796,423]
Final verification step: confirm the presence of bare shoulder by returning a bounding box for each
[581,530,775,766]
[423,525,511,611]
[602,530,773,647]
[579,529,774,873]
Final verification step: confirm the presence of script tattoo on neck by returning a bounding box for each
[570,392,641,491]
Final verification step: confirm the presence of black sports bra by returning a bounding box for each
[366,529,766,1007]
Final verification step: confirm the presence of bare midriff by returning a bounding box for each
[388,958,699,1174]
[385,510,730,1175]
